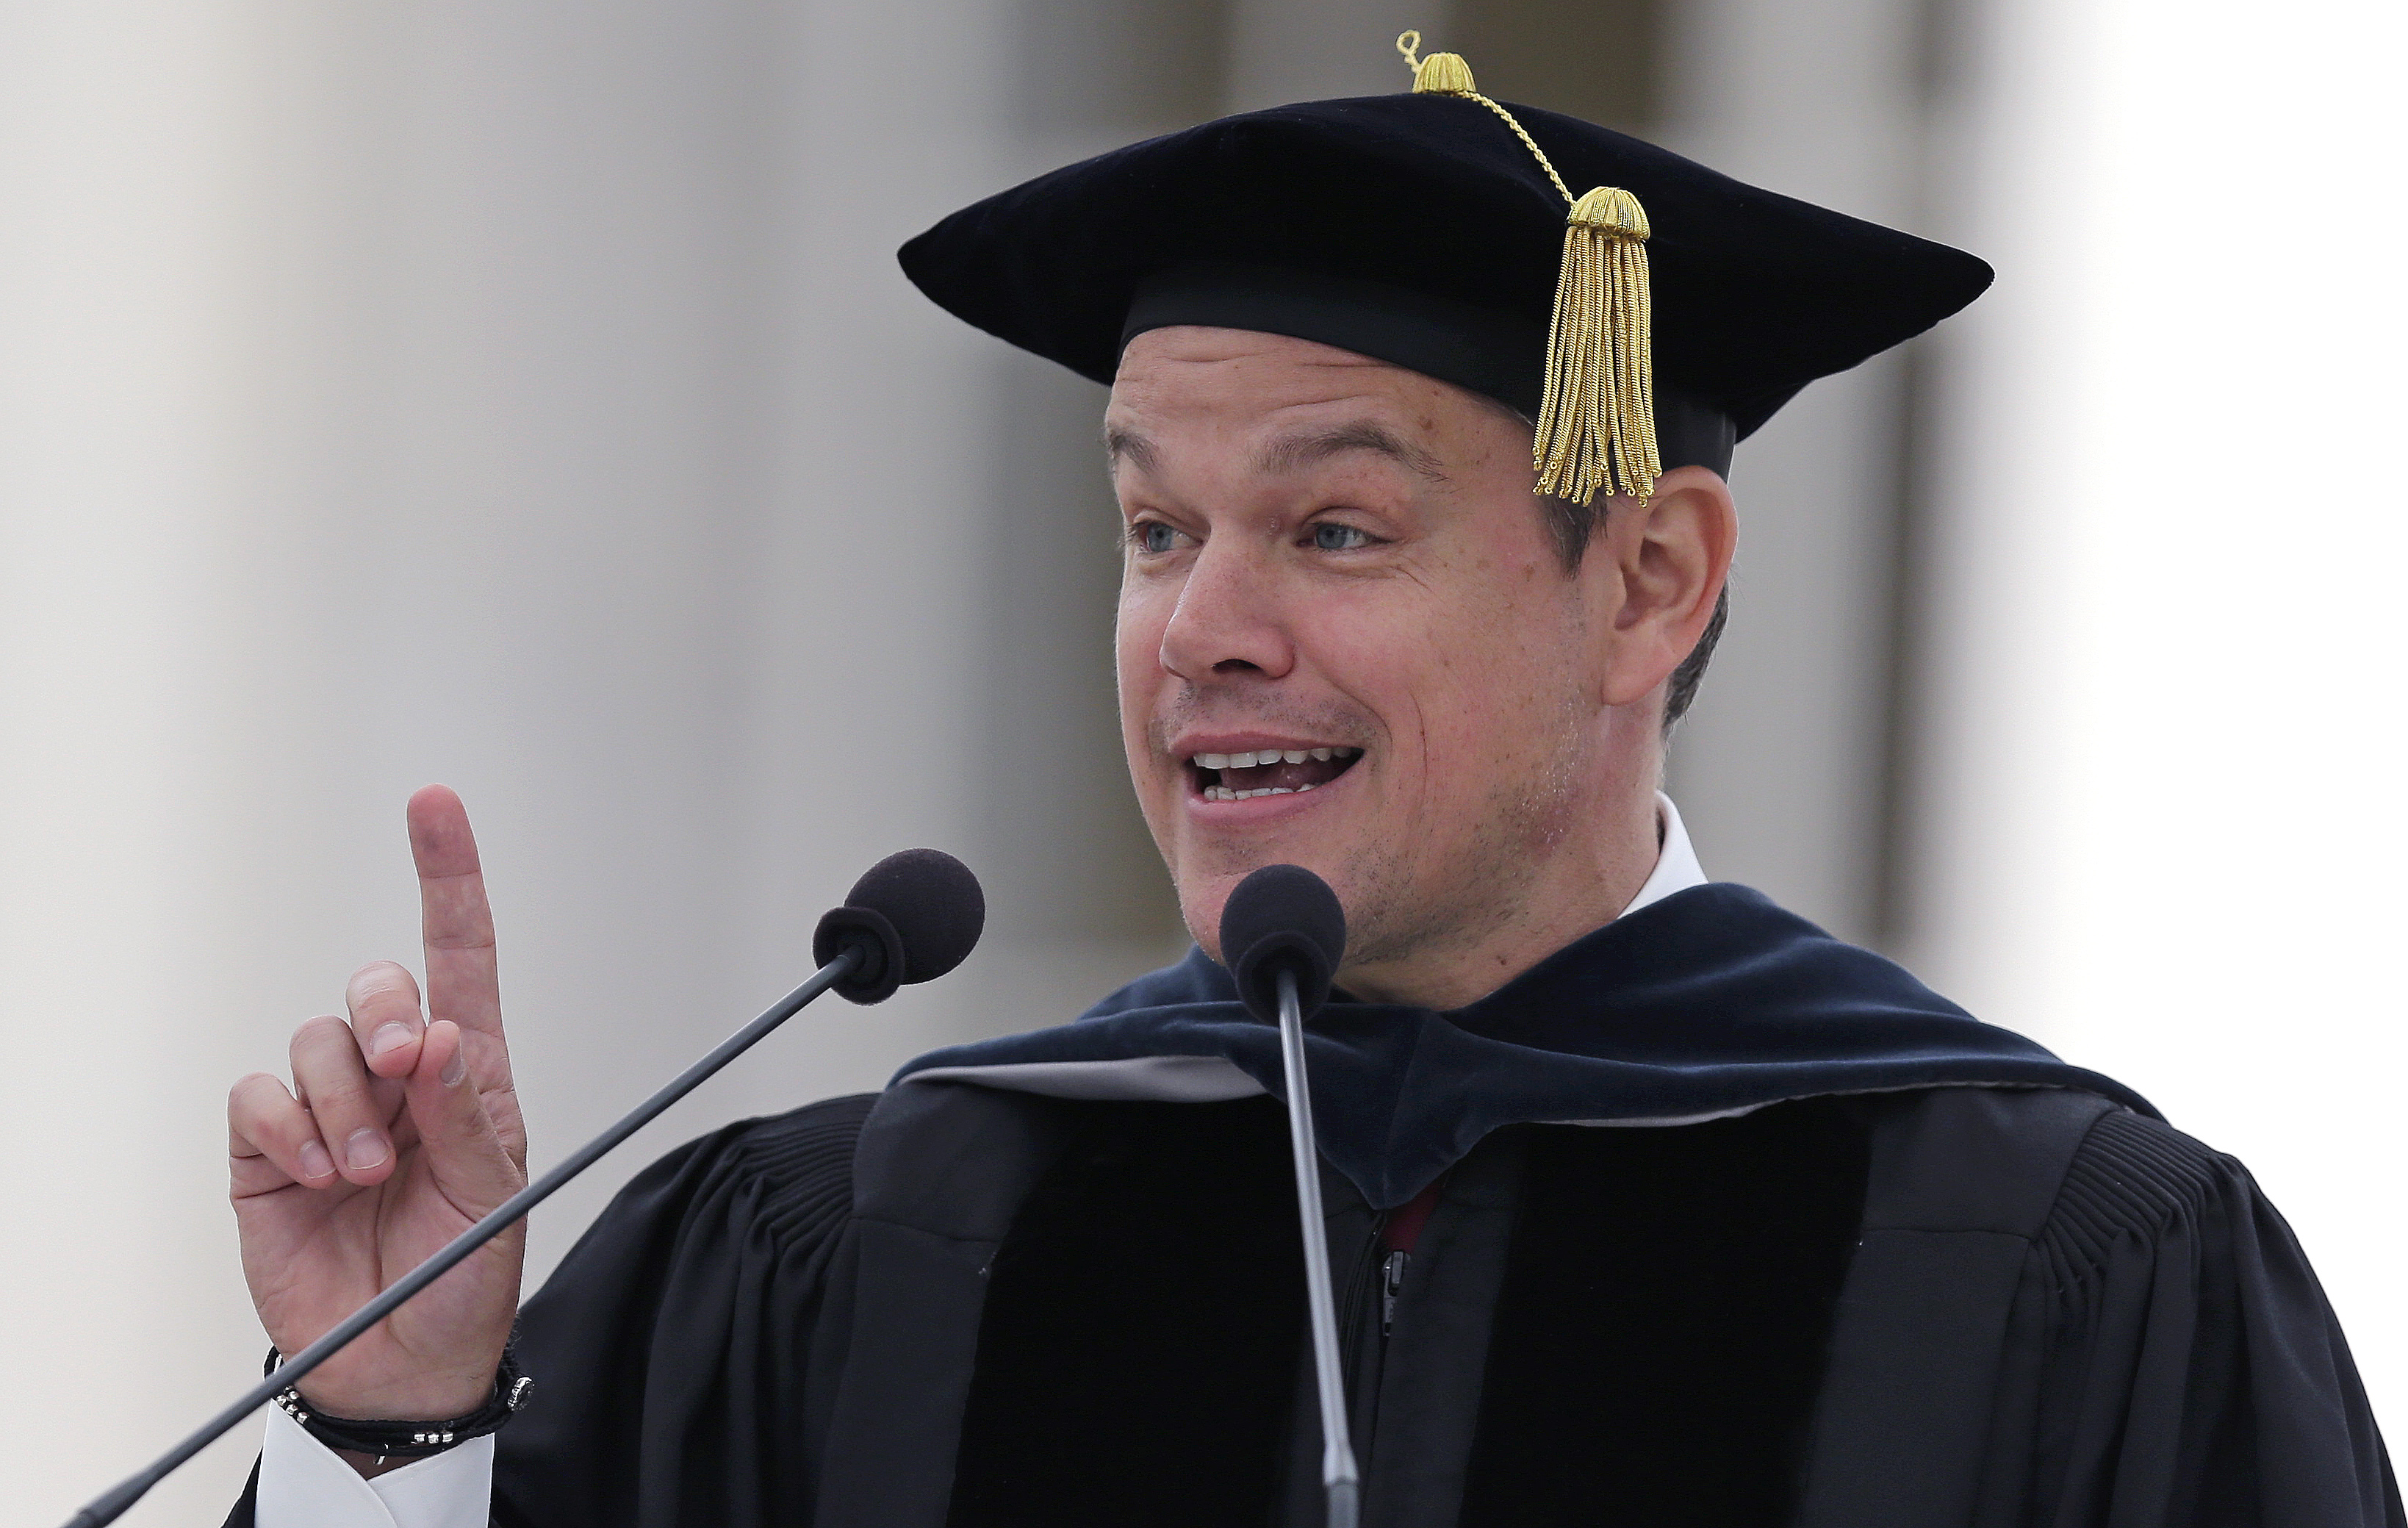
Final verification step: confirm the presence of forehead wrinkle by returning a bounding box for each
[1253,420,1449,484]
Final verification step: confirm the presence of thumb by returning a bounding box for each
[405,1020,525,1216]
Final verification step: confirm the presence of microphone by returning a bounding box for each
[1219,864,1358,1528]
[62,848,984,1528]
[814,847,986,1002]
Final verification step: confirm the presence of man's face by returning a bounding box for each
[1109,326,1617,976]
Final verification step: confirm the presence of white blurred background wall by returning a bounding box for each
[1,0,2398,1521]
[1900,0,2408,1446]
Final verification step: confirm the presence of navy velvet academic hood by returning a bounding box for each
[896,883,2150,1210]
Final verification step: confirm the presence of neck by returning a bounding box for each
[1337,753,1663,1011]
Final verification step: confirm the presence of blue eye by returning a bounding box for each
[1132,521,1184,554]
[1312,523,1372,551]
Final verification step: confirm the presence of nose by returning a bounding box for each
[1158,539,1295,684]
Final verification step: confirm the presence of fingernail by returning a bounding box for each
[441,1044,467,1088]
[368,1022,414,1058]
[344,1127,389,1172]
[298,1138,335,1180]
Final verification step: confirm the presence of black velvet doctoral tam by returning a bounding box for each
[899,90,1994,465]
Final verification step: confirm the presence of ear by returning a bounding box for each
[1586,465,1736,709]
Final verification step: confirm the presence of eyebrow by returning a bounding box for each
[1102,426,1159,476]
[1101,420,1448,483]
[1255,421,1448,482]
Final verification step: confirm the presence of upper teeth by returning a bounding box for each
[1193,746,1357,769]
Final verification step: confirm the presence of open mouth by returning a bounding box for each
[1185,745,1363,802]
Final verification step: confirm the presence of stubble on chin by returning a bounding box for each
[1334,692,1592,980]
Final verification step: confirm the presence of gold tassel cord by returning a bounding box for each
[1395,32,1658,506]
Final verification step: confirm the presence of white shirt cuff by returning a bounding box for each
[256,1404,495,1528]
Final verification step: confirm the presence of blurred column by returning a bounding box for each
[1652,0,1929,945]
[1225,0,1440,110]
[1452,0,1657,132]
[0,4,256,1518]
[952,0,1232,1024]
[0,1,1024,1519]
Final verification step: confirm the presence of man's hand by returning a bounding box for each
[228,786,528,1441]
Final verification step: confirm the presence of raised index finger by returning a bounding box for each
[409,785,506,1060]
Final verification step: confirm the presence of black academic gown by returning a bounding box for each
[225,885,2399,1527]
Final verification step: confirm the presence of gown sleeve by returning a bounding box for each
[221,1092,874,1528]
[490,1093,873,1528]
[1994,1107,2402,1527]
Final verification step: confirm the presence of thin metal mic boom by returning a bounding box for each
[60,948,861,1528]
[1277,966,1361,1528]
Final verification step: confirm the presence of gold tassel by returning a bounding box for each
[1535,189,1658,505]
[1396,32,1660,506]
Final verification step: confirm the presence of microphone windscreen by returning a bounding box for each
[1218,864,1346,1025]
[813,848,985,1003]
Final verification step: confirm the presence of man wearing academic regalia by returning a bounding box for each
[223,37,2398,1528]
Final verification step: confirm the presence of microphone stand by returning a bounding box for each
[1276,966,1360,1528]
[62,948,861,1528]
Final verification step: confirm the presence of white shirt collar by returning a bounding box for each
[1619,792,1708,919]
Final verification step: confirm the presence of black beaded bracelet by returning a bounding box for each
[265,1344,534,1460]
